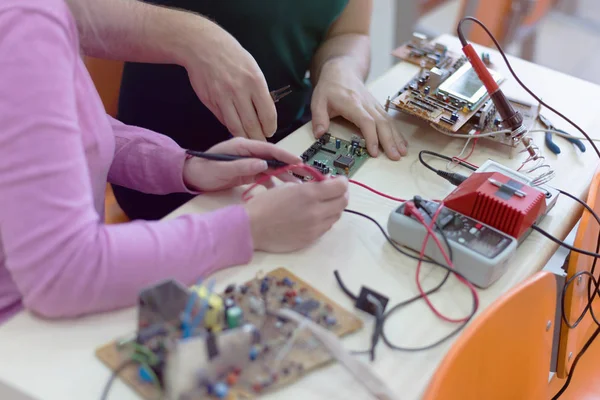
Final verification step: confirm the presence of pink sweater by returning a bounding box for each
[0,0,253,324]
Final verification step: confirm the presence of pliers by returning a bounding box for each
[538,114,586,154]
[270,85,292,103]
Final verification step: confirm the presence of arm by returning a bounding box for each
[108,116,193,194]
[65,0,277,140]
[310,0,372,84]
[309,0,408,160]
[65,0,202,66]
[0,8,252,318]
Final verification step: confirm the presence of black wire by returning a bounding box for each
[418,150,478,173]
[342,209,476,352]
[185,150,287,168]
[457,17,600,160]
[560,271,600,328]
[551,327,600,399]
[333,270,358,301]
[100,359,137,400]
[555,188,600,328]
[531,225,600,259]
[366,294,384,361]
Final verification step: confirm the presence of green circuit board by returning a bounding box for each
[299,133,370,179]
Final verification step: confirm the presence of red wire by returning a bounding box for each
[407,202,479,323]
[349,180,405,202]
[241,164,326,201]
[451,132,479,168]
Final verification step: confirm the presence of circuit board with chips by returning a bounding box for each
[299,133,370,178]
[95,268,363,400]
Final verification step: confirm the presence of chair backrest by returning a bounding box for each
[83,57,124,118]
[556,167,600,378]
[422,271,557,400]
[457,0,554,47]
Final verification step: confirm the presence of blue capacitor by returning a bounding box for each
[282,277,294,287]
[249,345,259,361]
[138,365,154,383]
[335,139,341,149]
[325,316,337,326]
[213,382,229,399]
[260,279,269,294]
[294,296,303,305]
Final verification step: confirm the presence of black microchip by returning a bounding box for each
[334,155,355,169]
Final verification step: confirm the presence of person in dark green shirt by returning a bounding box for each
[71,0,408,220]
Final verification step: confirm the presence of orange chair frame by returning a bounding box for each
[423,271,557,400]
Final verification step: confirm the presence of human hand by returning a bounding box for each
[181,23,277,140]
[244,177,349,252]
[182,138,302,192]
[311,59,408,160]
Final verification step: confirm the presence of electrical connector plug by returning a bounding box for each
[435,170,468,186]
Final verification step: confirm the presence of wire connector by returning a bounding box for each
[436,170,468,186]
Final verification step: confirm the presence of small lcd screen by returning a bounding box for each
[449,67,483,99]
[438,63,502,106]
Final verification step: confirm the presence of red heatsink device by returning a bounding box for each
[443,172,547,239]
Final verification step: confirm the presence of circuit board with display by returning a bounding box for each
[384,33,545,149]
[299,133,370,178]
[96,268,363,400]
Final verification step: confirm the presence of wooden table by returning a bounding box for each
[0,34,599,400]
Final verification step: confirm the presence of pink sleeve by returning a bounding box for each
[108,116,194,194]
[0,8,253,318]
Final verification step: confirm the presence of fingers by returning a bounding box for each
[234,96,267,141]
[227,138,303,165]
[221,101,247,138]
[371,108,401,161]
[375,104,408,156]
[222,158,269,180]
[252,91,278,138]
[310,176,349,201]
[311,92,331,138]
[320,193,349,216]
[337,103,379,157]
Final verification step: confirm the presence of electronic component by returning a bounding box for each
[355,287,389,316]
[98,269,364,400]
[226,306,243,328]
[190,283,224,332]
[386,34,515,138]
[334,155,355,169]
[138,279,191,330]
[437,63,501,109]
[443,172,547,240]
[387,201,517,288]
[300,134,368,177]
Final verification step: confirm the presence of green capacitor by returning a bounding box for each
[226,306,243,328]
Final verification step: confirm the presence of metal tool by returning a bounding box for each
[270,85,292,103]
[538,114,586,155]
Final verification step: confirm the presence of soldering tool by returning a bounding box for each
[457,17,538,160]
[185,150,289,169]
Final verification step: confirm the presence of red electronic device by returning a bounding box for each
[443,172,547,240]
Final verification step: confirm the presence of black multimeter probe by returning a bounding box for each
[185,150,289,169]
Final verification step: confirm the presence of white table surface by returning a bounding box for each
[1,34,599,400]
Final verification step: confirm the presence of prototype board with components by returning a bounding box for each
[298,133,370,178]
[385,33,536,148]
[96,268,362,400]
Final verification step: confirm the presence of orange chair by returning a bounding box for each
[83,57,124,118]
[423,271,557,400]
[457,0,554,61]
[83,57,129,224]
[548,167,600,399]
